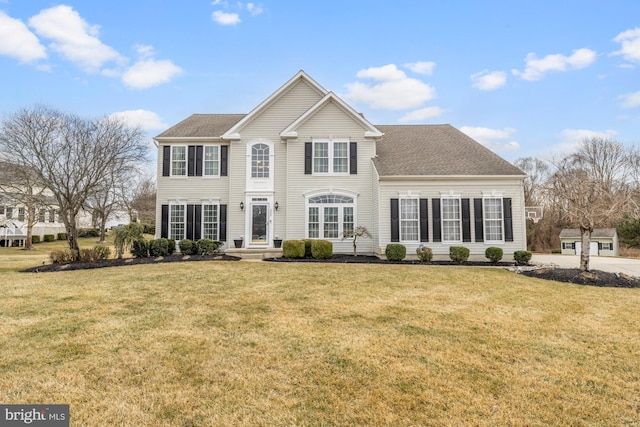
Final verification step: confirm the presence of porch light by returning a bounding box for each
[274,201,279,211]
[240,201,244,210]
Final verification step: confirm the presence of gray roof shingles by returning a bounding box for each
[559,228,617,239]
[155,114,245,138]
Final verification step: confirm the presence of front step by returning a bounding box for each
[224,248,283,260]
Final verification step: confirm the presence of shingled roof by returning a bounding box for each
[155,114,245,139]
[559,228,617,239]
[373,124,524,177]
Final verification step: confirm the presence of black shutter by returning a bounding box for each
[220,146,228,176]
[432,199,441,242]
[419,198,429,242]
[305,142,312,174]
[474,198,484,242]
[350,142,357,175]
[390,199,399,242]
[196,146,203,176]
[186,204,194,240]
[462,198,471,242]
[188,146,196,176]
[162,146,170,177]
[504,198,513,242]
[598,242,603,251]
[219,204,227,242]
[194,205,202,240]
[161,204,169,238]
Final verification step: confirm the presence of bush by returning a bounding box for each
[79,248,98,262]
[168,239,176,255]
[57,233,66,241]
[385,244,406,261]
[142,224,156,235]
[485,247,503,263]
[551,249,561,254]
[514,250,532,265]
[149,238,171,257]
[283,240,305,259]
[449,246,470,264]
[311,240,333,259]
[31,235,40,244]
[303,239,314,257]
[131,239,149,258]
[78,228,100,238]
[196,239,222,255]
[43,234,55,242]
[78,245,110,262]
[179,239,197,255]
[416,245,433,262]
[49,249,77,264]
[93,245,111,260]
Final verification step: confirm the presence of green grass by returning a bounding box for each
[1,254,639,426]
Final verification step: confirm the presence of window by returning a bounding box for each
[171,146,186,176]
[204,146,219,176]
[400,198,419,241]
[6,207,13,219]
[313,140,349,174]
[202,204,219,240]
[442,198,461,242]
[562,242,575,250]
[252,143,269,178]
[0,206,4,215]
[38,209,46,222]
[48,209,56,223]
[18,208,25,221]
[170,205,185,240]
[483,198,503,242]
[601,242,613,251]
[307,194,355,239]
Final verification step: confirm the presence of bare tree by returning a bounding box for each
[513,157,550,206]
[548,138,632,271]
[0,106,148,255]
[120,173,156,226]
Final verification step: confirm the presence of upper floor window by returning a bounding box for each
[252,143,269,178]
[171,146,186,176]
[400,198,419,241]
[442,198,461,242]
[483,198,503,242]
[313,140,349,174]
[204,146,219,176]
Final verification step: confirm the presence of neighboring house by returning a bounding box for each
[154,71,527,259]
[0,199,66,247]
[559,228,619,257]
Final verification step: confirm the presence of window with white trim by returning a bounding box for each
[18,207,25,221]
[400,198,419,241]
[442,198,461,242]
[169,204,185,240]
[307,194,355,239]
[601,242,613,251]
[6,207,13,219]
[483,198,503,242]
[313,140,349,174]
[204,146,219,176]
[171,146,186,176]
[202,204,219,240]
[252,143,269,178]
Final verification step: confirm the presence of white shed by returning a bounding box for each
[559,228,619,257]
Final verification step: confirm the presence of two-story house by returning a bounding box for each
[154,70,526,259]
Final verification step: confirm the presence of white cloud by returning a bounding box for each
[345,64,436,110]
[618,91,640,108]
[398,107,446,123]
[553,128,619,156]
[246,3,264,16]
[0,11,47,63]
[460,126,520,152]
[612,27,640,64]
[28,5,123,73]
[108,110,169,130]
[404,61,436,75]
[212,10,241,25]
[512,48,597,81]
[121,58,183,89]
[471,70,507,91]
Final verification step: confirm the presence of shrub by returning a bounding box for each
[283,240,305,259]
[303,239,314,257]
[551,249,561,254]
[93,245,111,260]
[196,239,222,255]
[449,246,470,264]
[142,224,156,235]
[43,234,55,242]
[78,228,100,238]
[113,223,144,258]
[416,244,432,262]
[31,235,40,244]
[311,240,333,259]
[179,239,197,255]
[167,239,176,255]
[385,244,406,261]
[57,233,66,241]
[49,249,77,264]
[514,250,532,265]
[149,238,171,257]
[485,247,503,263]
[131,239,149,258]
[79,248,98,262]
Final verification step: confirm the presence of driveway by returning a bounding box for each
[531,254,640,277]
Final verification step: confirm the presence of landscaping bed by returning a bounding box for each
[520,267,640,288]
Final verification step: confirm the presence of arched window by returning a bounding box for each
[252,143,269,178]
[307,194,355,239]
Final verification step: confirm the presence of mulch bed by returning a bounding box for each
[520,268,640,288]
[265,254,516,266]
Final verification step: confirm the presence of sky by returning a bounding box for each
[1,0,640,163]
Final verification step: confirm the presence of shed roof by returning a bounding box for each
[559,228,617,239]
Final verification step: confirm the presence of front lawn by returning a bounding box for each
[1,261,639,426]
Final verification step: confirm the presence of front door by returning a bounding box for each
[251,204,268,246]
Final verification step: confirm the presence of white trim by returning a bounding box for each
[441,196,462,243]
[310,138,350,175]
[304,189,358,240]
[245,139,274,192]
[170,145,187,177]
[482,196,505,244]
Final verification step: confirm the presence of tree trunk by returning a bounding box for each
[25,205,35,250]
[99,214,108,243]
[580,227,591,272]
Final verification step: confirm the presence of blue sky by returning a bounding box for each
[1,1,640,162]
